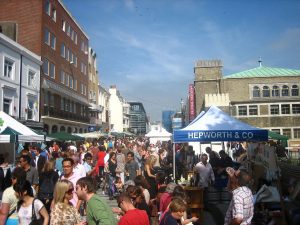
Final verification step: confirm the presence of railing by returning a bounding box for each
[43,106,89,123]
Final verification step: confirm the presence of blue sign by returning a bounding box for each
[88,126,96,132]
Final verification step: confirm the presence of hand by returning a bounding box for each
[77,221,87,225]
[112,207,122,214]
[190,217,198,222]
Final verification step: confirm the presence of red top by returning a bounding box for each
[97,151,106,167]
[118,209,150,225]
[159,192,172,212]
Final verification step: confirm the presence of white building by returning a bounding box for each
[98,84,110,131]
[0,33,42,123]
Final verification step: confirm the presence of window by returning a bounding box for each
[282,85,289,96]
[281,104,290,114]
[27,99,34,120]
[74,79,77,90]
[73,55,77,67]
[238,106,247,116]
[294,128,300,138]
[67,24,70,36]
[60,98,65,110]
[69,76,73,89]
[282,129,291,139]
[65,100,69,112]
[43,58,49,75]
[28,70,35,87]
[270,105,279,115]
[50,34,56,49]
[272,85,279,97]
[271,129,280,134]
[49,63,55,78]
[292,85,299,96]
[3,98,11,114]
[69,51,73,63]
[74,32,77,44]
[61,43,65,57]
[51,8,56,21]
[292,104,300,114]
[65,48,69,61]
[81,84,84,94]
[252,86,260,98]
[73,102,76,113]
[65,74,69,87]
[60,70,65,84]
[44,0,50,16]
[50,94,54,107]
[262,86,270,97]
[62,20,66,31]
[249,105,258,115]
[44,28,50,45]
[4,58,14,78]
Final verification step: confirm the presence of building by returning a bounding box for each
[162,110,175,133]
[98,84,110,132]
[109,85,126,132]
[88,47,102,132]
[129,102,148,135]
[0,33,42,130]
[0,0,90,134]
[194,59,300,141]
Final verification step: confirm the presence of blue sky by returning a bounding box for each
[63,0,300,121]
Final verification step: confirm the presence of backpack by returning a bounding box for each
[38,173,55,199]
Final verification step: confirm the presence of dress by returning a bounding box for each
[50,203,81,225]
[144,167,157,199]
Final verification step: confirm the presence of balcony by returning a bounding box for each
[43,106,89,123]
[90,117,102,125]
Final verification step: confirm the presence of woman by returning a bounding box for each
[50,180,86,225]
[107,152,117,200]
[13,180,49,225]
[38,158,59,212]
[144,155,157,199]
[159,198,186,225]
[134,175,151,204]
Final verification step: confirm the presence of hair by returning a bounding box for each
[172,185,186,200]
[76,176,96,193]
[155,172,165,185]
[219,150,226,156]
[134,175,150,189]
[126,185,144,200]
[117,193,132,205]
[109,151,116,159]
[53,180,73,204]
[127,152,134,157]
[145,155,157,168]
[13,180,34,197]
[19,154,31,164]
[11,167,26,181]
[42,158,56,172]
[84,152,92,160]
[169,198,187,213]
[62,157,74,166]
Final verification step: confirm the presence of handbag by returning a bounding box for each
[29,199,44,225]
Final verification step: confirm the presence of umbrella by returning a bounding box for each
[47,131,85,142]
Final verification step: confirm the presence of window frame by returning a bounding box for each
[249,105,258,115]
[4,58,14,79]
[282,85,289,97]
[270,104,279,115]
[238,106,247,116]
[27,70,35,87]
[49,62,55,79]
[43,58,49,75]
[281,104,290,114]
[262,86,270,97]
[292,85,299,97]
[272,85,280,97]
[292,104,300,114]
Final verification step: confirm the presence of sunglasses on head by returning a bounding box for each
[66,188,74,195]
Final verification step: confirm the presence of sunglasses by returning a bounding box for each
[66,188,74,195]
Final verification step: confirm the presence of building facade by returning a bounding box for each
[194,59,300,141]
[109,85,124,132]
[0,33,42,129]
[0,0,90,134]
[98,84,110,132]
[162,110,175,133]
[129,102,148,135]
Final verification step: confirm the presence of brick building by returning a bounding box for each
[194,59,300,141]
[0,0,90,134]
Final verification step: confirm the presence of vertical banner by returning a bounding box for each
[189,84,195,122]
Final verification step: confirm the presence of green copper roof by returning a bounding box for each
[224,66,300,79]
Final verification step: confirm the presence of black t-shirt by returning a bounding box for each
[160,211,181,225]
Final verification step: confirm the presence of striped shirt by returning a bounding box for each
[224,186,254,225]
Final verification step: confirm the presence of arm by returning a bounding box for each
[76,200,82,210]
[0,203,10,225]
[229,217,243,225]
[40,207,49,225]
[145,165,155,178]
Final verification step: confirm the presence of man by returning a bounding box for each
[76,176,116,225]
[60,157,82,209]
[19,154,39,189]
[72,154,86,178]
[116,146,126,184]
[32,146,47,175]
[124,152,140,181]
[117,193,150,225]
[205,147,220,169]
[224,167,254,225]
[0,167,26,224]
[194,153,215,188]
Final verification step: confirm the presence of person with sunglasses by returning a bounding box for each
[117,193,150,225]
[50,180,86,225]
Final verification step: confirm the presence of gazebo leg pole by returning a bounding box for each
[173,144,176,182]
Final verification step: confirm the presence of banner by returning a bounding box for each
[189,84,195,122]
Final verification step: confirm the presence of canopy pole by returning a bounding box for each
[173,144,176,181]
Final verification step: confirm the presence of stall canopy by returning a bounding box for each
[75,131,109,139]
[47,131,85,142]
[146,126,172,144]
[0,111,45,143]
[173,106,268,143]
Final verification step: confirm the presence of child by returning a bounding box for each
[114,176,124,194]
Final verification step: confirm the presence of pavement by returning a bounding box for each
[96,188,230,225]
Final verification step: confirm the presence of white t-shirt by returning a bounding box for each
[18,199,44,225]
[1,186,18,214]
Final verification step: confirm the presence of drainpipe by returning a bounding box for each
[19,54,23,119]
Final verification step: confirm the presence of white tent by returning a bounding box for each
[0,111,44,143]
[145,125,172,144]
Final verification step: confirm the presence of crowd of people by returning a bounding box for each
[0,138,255,225]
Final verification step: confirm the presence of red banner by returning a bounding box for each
[189,84,195,121]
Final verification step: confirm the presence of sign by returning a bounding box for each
[88,126,96,132]
[189,84,195,122]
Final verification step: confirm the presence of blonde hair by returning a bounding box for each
[42,158,56,172]
[145,155,157,168]
[169,198,187,212]
[53,180,73,204]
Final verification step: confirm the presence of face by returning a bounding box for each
[19,158,27,168]
[65,184,74,201]
[63,161,73,176]
[127,154,133,161]
[172,211,185,220]
[75,184,86,200]
[85,157,92,165]
[201,155,208,164]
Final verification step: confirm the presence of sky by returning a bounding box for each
[63,0,300,122]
